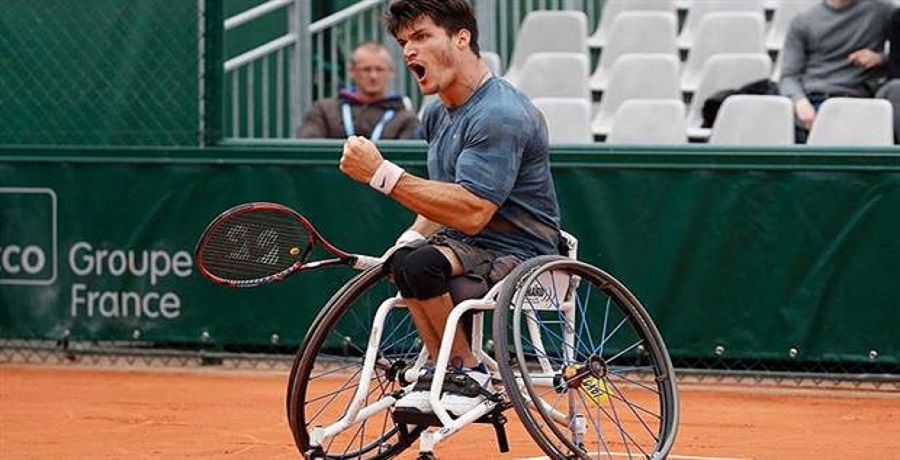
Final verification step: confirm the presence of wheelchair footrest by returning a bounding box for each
[391,409,447,427]
[391,404,512,453]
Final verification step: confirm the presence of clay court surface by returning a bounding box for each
[1,364,898,459]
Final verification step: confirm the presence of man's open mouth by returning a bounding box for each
[408,63,426,80]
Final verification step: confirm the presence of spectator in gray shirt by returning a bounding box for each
[779,0,895,143]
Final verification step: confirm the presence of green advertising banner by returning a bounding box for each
[0,147,417,348]
[1,144,899,366]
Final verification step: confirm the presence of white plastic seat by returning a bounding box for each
[678,0,765,50]
[607,99,687,144]
[589,11,679,92]
[685,53,773,140]
[532,97,594,144]
[680,12,767,93]
[591,53,682,137]
[587,0,677,49]
[708,95,794,145]
[481,51,503,76]
[516,52,590,99]
[807,98,894,146]
[502,11,588,86]
[766,0,818,52]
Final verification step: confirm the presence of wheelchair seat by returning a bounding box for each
[448,230,579,305]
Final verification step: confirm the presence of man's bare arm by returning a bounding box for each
[391,174,498,235]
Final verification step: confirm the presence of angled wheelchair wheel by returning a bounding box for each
[493,256,679,459]
[287,267,425,459]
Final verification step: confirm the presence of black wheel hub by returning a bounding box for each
[560,355,608,389]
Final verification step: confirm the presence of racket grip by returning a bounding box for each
[352,254,384,271]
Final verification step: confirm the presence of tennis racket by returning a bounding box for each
[195,202,382,288]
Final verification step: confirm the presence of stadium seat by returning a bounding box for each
[587,0,677,50]
[482,51,503,76]
[678,0,766,50]
[807,98,894,146]
[680,12,767,93]
[532,97,594,144]
[766,0,819,52]
[502,11,588,86]
[591,53,682,137]
[606,99,687,144]
[589,11,679,93]
[685,53,773,140]
[515,52,590,99]
[708,95,794,145]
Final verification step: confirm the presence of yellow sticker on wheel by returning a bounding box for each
[579,376,609,406]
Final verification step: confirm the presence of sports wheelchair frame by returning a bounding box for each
[286,234,679,459]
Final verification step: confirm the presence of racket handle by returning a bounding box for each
[352,254,383,271]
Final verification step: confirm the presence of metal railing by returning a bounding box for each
[223,0,603,140]
[223,0,307,139]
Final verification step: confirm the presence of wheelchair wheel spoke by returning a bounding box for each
[608,367,664,395]
[606,379,663,443]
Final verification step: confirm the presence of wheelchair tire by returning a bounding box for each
[493,256,679,459]
[287,266,425,459]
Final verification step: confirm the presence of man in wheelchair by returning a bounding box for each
[340,0,561,417]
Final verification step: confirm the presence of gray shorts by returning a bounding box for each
[428,229,521,285]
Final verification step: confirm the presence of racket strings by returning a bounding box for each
[201,210,311,282]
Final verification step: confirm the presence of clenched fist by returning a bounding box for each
[339,136,384,183]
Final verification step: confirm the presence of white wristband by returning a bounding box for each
[395,229,425,246]
[369,160,405,195]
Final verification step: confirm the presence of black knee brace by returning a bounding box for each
[387,245,451,300]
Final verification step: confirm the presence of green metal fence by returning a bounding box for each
[0,1,209,146]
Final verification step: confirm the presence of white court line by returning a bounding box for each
[519,453,745,460]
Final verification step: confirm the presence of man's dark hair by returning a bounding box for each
[384,0,481,57]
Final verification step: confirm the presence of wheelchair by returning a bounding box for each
[285,233,679,459]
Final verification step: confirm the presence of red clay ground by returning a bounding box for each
[1,364,898,459]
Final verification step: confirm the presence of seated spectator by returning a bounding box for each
[779,0,895,143]
[297,42,421,140]
[875,7,900,143]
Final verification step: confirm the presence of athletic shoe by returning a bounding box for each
[394,367,435,413]
[439,364,495,416]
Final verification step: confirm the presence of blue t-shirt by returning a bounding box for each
[421,76,561,260]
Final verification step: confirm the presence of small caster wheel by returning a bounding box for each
[416,453,437,460]
[304,447,326,460]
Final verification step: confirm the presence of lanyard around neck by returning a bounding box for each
[342,103,396,141]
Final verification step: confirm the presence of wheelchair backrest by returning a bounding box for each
[560,230,578,260]
[523,230,579,310]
